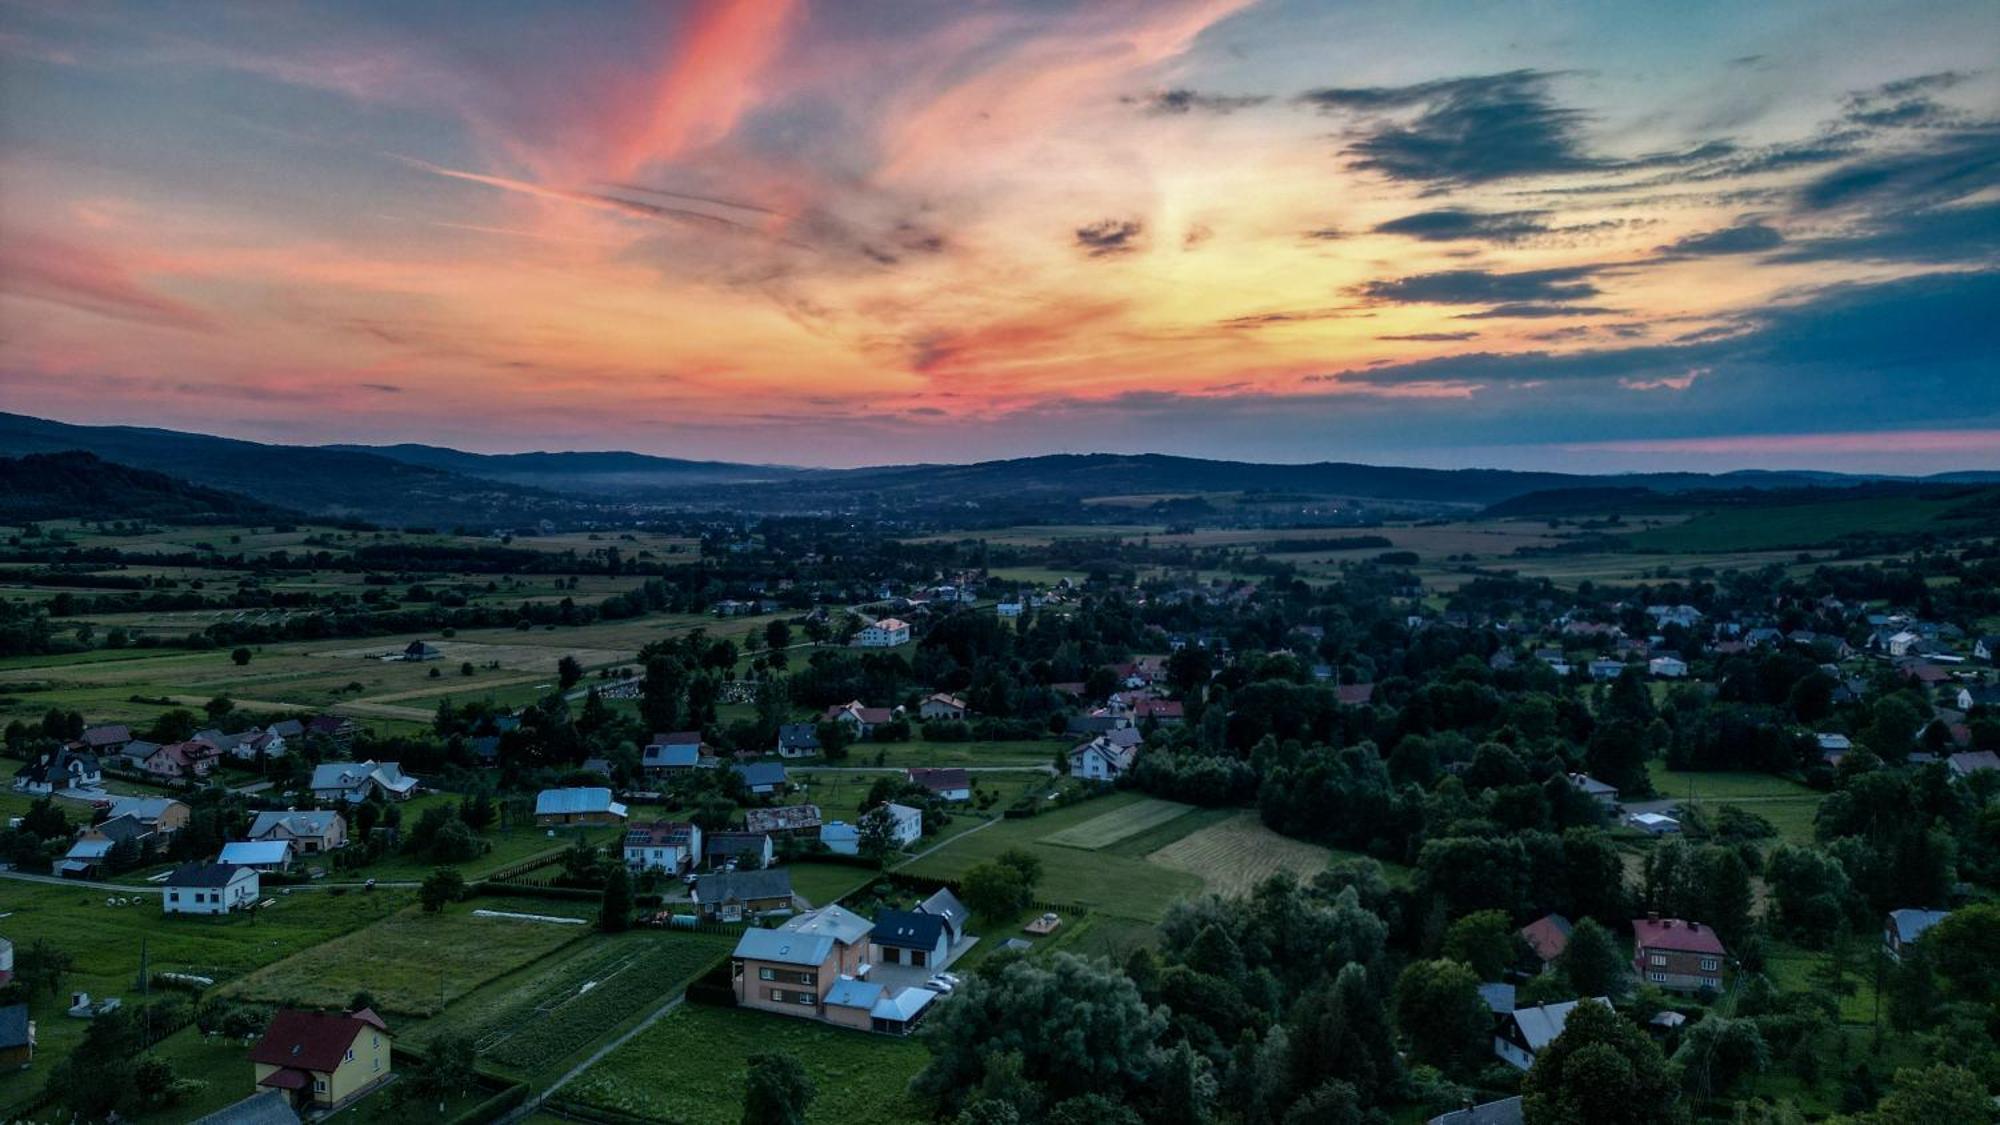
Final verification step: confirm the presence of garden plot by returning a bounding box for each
[1043,798,1194,850]
[1146,812,1334,898]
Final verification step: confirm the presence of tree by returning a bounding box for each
[203,695,235,721]
[994,847,1044,895]
[1393,959,1491,1075]
[558,655,584,691]
[231,646,253,666]
[1521,1000,1677,1125]
[1921,902,2000,1003]
[15,938,74,998]
[1556,917,1628,1000]
[349,990,378,1013]
[420,867,466,912]
[396,1032,477,1108]
[1442,909,1518,980]
[1669,1014,1768,1101]
[1866,1063,1990,1123]
[816,719,851,763]
[857,805,897,861]
[743,1051,815,1125]
[961,861,1030,922]
[600,863,633,932]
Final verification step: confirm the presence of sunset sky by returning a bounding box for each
[2,0,1996,471]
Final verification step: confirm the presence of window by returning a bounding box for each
[759,967,775,981]
[1648,953,1667,967]
[1699,958,1719,972]
[345,1048,354,1061]
[797,991,814,1006]
[1648,972,1667,983]
[314,1078,328,1093]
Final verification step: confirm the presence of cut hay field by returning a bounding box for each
[1043,797,1195,849]
[1145,811,1337,898]
[226,900,594,1017]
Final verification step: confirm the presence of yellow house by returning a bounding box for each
[250,1008,393,1111]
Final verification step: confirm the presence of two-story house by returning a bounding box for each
[1069,734,1141,781]
[163,862,260,915]
[247,810,347,854]
[12,748,102,795]
[1631,915,1727,992]
[854,618,911,647]
[249,1008,393,1112]
[623,821,701,874]
[731,904,872,1019]
[309,761,416,803]
[695,868,795,921]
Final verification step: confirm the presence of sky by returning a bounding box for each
[2,0,1997,473]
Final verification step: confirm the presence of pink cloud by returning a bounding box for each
[0,231,214,331]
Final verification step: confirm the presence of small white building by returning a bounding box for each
[996,602,1024,618]
[623,821,701,873]
[1628,812,1682,835]
[1648,656,1688,679]
[855,618,912,647]
[163,862,260,915]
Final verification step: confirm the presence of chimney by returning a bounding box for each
[1647,911,1660,922]
[1689,921,1702,932]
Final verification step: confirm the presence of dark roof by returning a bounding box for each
[870,908,946,951]
[918,887,968,932]
[167,862,251,888]
[626,821,697,848]
[249,1009,388,1073]
[732,761,789,788]
[0,1004,29,1050]
[705,831,770,857]
[908,767,969,792]
[777,723,820,748]
[1427,1096,1523,1125]
[695,867,793,904]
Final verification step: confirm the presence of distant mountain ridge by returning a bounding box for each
[6,412,1993,525]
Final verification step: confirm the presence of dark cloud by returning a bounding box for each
[1075,218,1144,257]
[1657,222,1784,256]
[1219,306,1365,329]
[1840,72,1971,129]
[1373,208,1550,242]
[1377,331,1479,342]
[1133,88,1270,115]
[1772,200,2000,264]
[1454,303,1617,319]
[360,383,403,393]
[1355,265,1603,304]
[1182,223,1214,249]
[1302,226,1345,241]
[1299,69,1729,185]
[1799,128,2000,211]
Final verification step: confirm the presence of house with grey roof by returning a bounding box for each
[1883,908,1952,961]
[730,905,872,1020]
[1493,997,1610,1070]
[309,761,416,804]
[693,868,794,921]
[532,787,627,826]
[247,810,346,854]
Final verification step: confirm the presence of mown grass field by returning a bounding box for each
[1645,762,1825,845]
[225,899,594,1017]
[1625,493,1981,552]
[1043,797,1194,849]
[561,1003,931,1125]
[0,884,414,1114]
[1144,811,1338,898]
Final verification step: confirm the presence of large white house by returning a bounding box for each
[163,862,260,915]
[624,821,702,873]
[1070,734,1141,781]
[310,761,417,803]
[854,618,911,647]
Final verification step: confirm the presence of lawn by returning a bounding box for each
[0,883,413,1115]
[787,860,877,908]
[1625,493,1979,552]
[1645,762,1825,845]
[341,796,613,881]
[402,928,735,1087]
[1762,940,1886,1025]
[226,899,594,1017]
[1043,797,1195,850]
[834,739,1059,769]
[1145,811,1339,899]
[560,1004,931,1125]
[900,791,1202,921]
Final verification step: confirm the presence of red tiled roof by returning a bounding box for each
[1519,914,1572,963]
[1632,917,1726,956]
[1335,683,1376,705]
[250,1009,388,1073]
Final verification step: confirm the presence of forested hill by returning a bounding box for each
[0,452,298,522]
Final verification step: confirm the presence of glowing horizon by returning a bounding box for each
[2,1,1996,472]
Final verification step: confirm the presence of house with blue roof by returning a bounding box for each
[533,787,628,826]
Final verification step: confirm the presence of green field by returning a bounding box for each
[225,900,594,1016]
[560,1003,931,1125]
[1626,493,1980,552]
[1645,762,1824,845]
[1042,797,1195,849]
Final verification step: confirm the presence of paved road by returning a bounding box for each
[0,869,417,893]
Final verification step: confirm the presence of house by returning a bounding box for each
[907,767,971,802]
[869,909,951,968]
[0,1004,32,1070]
[60,837,115,879]
[917,887,970,945]
[219,841,294,873]
[249,1008,392,1112]
[731,904,874,1020]
[821,978,937,1035]
[304,715,363,751]
[706,831,774,870]
[996,601,1024,618]
[402,641,443,661]
[1494,997,1612,1070]
[1070,734,1140,781]
[12,748,102,794]
[1648,655,1688,679]
[732,761,790,796]
[1567,773,1620,810]
[775,723,822,758]
[108,795,191,837]
[1517,913,1573,973]
[918,693,970,721]
[1128,697,1184,724]
[855,618,911,647]
[643,730,708,773]
[247,810,347,854]
[1883,908,1951,961]
[309,761,416,803]
[1887,630,1923,657]
[143,738,221,779]
[76,723,133,756]
[163,863,260,915]
[1956,684,2000,712]
[819,821,862,855]
[1816,732,1853,764]
[1628,811,1681,835]
[876,803,923,847]
[1588,659,1628,682]
[226,728,288,762]
[1632,916,1727,992]
[621,821,699,873]
[1427,1096,1523,1125]
[533,787,628,827]
[1975,635,2000,663]
[0,936,12,985]
[823,701,896,738]
[1948,750,2000,778]
[191,1089,302,1125]
[744,804,822,838]
[694,868,795,921]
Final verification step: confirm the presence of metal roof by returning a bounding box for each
[534,787,625,816]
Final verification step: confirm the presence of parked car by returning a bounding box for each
[923,975,956,994]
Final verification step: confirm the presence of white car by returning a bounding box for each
[923,976,956,994]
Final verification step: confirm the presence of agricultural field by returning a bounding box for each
[1042,797,1195,849]
[403,928,734,1086]
[1643,762,1825,845]
[1144,811,1340,898]
[559,1003,931,1125]
[1625,493,1979,552]
[225,899,596,1017]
